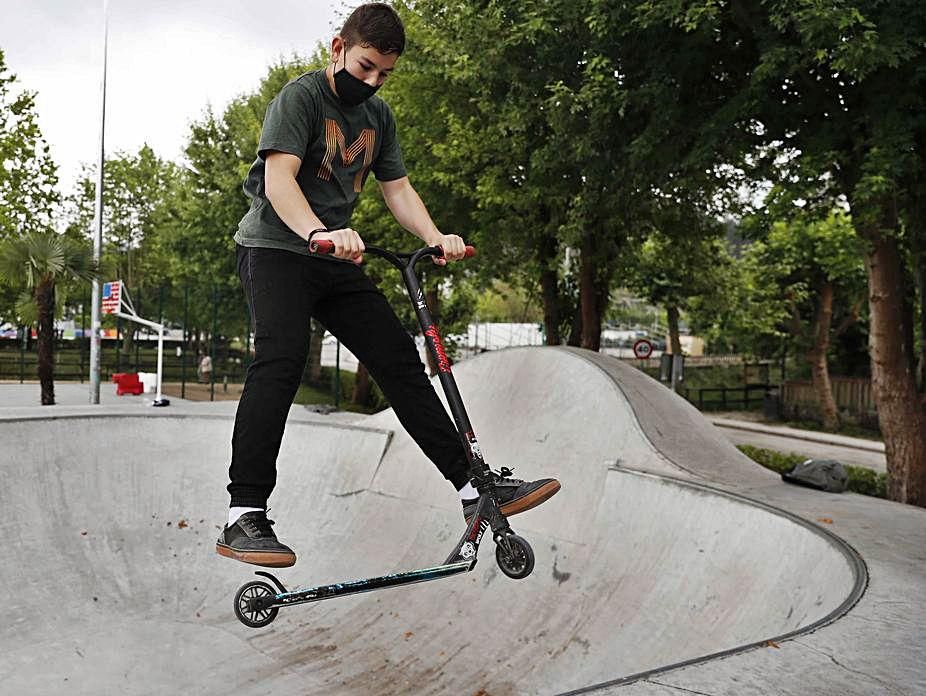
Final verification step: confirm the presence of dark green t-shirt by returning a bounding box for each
[234,69,407,255]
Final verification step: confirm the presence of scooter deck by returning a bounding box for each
[258,560,474,610]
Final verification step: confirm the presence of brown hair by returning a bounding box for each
[340,3,406,55]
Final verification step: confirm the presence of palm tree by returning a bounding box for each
[0,231,96,405]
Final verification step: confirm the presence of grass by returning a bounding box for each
[736,444,888,499]
[293,366,387,415]
[293,383,382,414]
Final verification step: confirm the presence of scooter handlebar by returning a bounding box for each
[309,238,476,260]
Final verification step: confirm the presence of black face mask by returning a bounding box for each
[334,53,379,107]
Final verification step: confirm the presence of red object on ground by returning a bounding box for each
[112,373,144,396]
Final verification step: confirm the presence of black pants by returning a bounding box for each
[227,244,470,508]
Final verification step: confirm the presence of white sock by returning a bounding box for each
[458,481,478,500]
[228,506,263,526]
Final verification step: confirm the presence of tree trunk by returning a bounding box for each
[907,134,926,398]
[308,319,325,383]
[666,305,683,356]
[538,234,561,345]
[121,310,135,360]
[579,234,607,351]
[35,278,56,406]
[863,229,926,506]
[352,361,371,406]
[566,306,582,346]
[913,248,926,395]
[425,286,440,376]
[807,282,840,431]
[901,265,916,389]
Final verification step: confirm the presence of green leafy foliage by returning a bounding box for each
[701,212,867,357]
[0,49,59,243]
[0,49,61,321]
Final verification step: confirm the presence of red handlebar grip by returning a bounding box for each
[310,239,335,254]
[436,245,477,258]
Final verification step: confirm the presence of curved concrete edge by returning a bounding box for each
[557,467,869,696]
[560,347,775,487]
[558,347,926,696]
[0,403,391,437]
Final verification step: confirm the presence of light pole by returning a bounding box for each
[89,0,109,404]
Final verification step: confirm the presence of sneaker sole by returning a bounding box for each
[466,480,561,522]
[215,542,296,568]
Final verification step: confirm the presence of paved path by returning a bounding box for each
[711,416,887,473]
[0,347,922,695]
[0,381,187,407]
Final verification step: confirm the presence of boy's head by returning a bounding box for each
[330,3,405,98]
[340,3,405,56]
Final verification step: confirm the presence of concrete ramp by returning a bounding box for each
[0,347,864,694]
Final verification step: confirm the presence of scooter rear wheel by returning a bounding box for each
[234,580,279,628]
[496,534,534,579]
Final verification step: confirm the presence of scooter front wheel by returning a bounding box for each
[234,580,279,628]
[496,534,534,579]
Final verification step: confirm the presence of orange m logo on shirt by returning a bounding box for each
[317,119,376,192]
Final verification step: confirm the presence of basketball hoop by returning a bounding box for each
[102,280,170,407]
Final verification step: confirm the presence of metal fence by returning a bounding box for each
[0,333,248,400]
[781,377,877,426]
[2,303,791,414]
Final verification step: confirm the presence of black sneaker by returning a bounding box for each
[462,467,561,523]
[216,510,296,568]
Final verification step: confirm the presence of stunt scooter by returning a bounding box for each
[233,241,536,629]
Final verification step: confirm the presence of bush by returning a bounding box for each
[846,466,888,498]
[737,444,804,474]
[736,444,887,499]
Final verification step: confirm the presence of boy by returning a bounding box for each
[217,3,560,568]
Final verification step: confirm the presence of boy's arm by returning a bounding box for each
[265,152,325,239]
[379,176,466,264]
[265,152,365,262]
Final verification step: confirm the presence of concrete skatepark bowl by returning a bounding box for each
[2,347,922,695]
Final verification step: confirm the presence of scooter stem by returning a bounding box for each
[309,241,492,486]
[398,259,493,486]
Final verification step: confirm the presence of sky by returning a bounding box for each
[0,0,347,196]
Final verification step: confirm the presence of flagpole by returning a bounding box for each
[89,0,109,404]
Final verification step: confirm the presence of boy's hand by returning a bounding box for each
[314,228,365,264]
[429,233,466,266]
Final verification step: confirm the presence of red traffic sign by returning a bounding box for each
[632,338,654,359]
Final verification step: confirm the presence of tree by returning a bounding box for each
[0,48,60,320]
[649,0,926,503]
[744,0,926,504]
[399,0,589,345]
[0,49,59,242]
[0,232,95,404]
[64,146,179,355]
[751,213,866,429]
[548,0,764,350]
[624,224,736,359]
[384,1,760,355]
[164,62,308,288]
